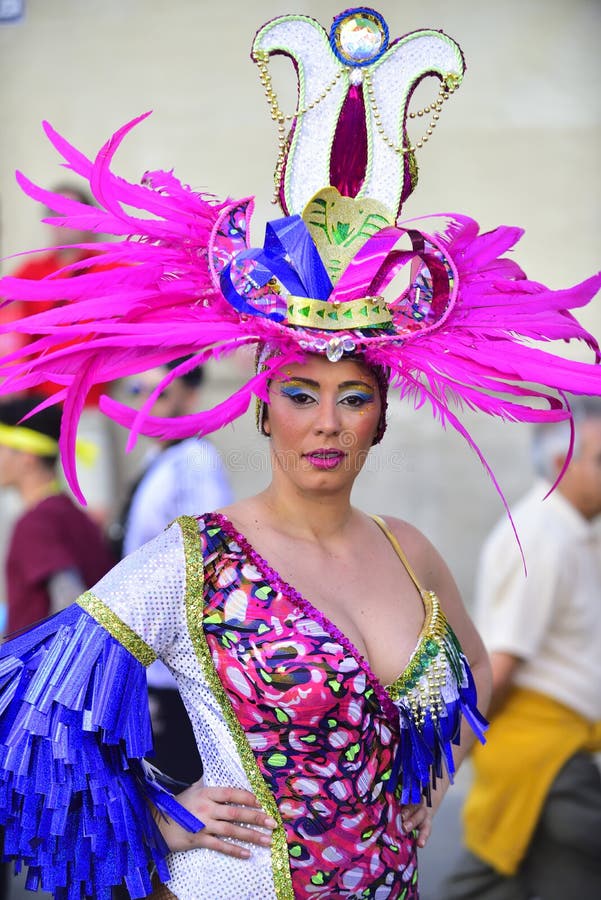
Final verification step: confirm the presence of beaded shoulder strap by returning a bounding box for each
[370,514,423,595]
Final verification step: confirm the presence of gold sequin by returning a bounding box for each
[77,591,157,667]
[178,516,294,900]
[386,590,464,725]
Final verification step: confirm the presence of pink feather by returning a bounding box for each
[0,117,599,506]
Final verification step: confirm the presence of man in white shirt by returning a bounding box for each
[113,360,233,785]
[120,365,232,556]
[446,397,601,900]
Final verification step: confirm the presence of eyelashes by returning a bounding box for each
[338,389,375,405]
[279,384,375,407]
[280,384,319,402]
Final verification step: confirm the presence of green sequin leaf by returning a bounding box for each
[267,752,288,768]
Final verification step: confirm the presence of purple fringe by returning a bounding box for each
[0,605,203,899]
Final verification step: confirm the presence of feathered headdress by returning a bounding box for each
[0,7,599,506]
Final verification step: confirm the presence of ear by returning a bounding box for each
[262,409,271,436]
[552,451,568,476]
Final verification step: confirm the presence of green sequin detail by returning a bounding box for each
[178,516,294,900]
[77,592,156,666]
[386,586,463,726]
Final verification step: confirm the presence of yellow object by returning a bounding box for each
[0,423,98,466]
[0,423,58,456]
[302,187,394,284]
[285,294,392,330]
[74,438,99,467]
[464,686,601,875]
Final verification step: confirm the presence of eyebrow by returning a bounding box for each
[339,381,375,390]
[281,377,375,390]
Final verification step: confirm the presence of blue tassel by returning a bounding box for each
[389,649,488,804]
[0,605,204,898]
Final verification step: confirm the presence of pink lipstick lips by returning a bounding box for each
[304,449,347,470]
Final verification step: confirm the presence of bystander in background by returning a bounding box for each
[0,182,120,528]
[0,396,115,898]
[0,396,115,635]
[445,397,601,900]
[109,359,233,785]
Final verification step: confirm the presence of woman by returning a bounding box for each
[0,8,599,899]
[134,350,491,899]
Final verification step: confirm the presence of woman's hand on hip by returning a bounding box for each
[401,798,433,848]
[156,783,277,858]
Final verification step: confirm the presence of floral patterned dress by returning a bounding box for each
[202,513,419,898]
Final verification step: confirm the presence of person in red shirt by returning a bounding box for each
[0,183,119,527]
[1,183,102,398]
[0,395,115,635]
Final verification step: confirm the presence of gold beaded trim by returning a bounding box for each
[386,591,451,726]
[178,516,294,900]
[253,50,344,203]
[77,591,157,667]
[363,69,461,154]
[286,294,392,330]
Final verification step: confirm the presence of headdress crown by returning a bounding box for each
[0,7,598,508]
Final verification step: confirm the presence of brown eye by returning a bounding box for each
[339,391,374,408]
[280,386,317,405]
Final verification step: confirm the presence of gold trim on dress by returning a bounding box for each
[77,591,157,667]
[178,515,294,900]
[369,515,458,725]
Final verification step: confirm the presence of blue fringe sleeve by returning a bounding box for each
[0,603,204,899]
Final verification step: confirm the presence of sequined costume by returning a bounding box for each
[0,7,598,898]
[0,513,485,899]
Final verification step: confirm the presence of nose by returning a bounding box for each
[312,395,341,436]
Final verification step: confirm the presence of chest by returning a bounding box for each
[213,530,428,688]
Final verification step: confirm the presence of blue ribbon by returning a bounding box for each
[220,214,333,320]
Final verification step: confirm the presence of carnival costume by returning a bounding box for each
[0,7,600,899]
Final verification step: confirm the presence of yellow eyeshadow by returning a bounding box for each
[282,378,315,388]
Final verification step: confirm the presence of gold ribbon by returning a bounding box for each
[285,294,392,330]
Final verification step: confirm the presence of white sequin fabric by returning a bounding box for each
[92,521,278,899]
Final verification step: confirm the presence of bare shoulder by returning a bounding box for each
[375,514,451,595]
[214,497,260,526]
[373,515,491,710]
[375,514,491,682]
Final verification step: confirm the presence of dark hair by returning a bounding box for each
[165,357,204,389]
[0,395,61,469]
[47,182,95,209]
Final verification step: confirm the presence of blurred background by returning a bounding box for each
[0,1,599,897]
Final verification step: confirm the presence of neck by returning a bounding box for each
[259,479,354,542]
[555,477,592,522]
[19,469,59,509]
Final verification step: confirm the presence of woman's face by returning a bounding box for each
[264,354,382,493]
